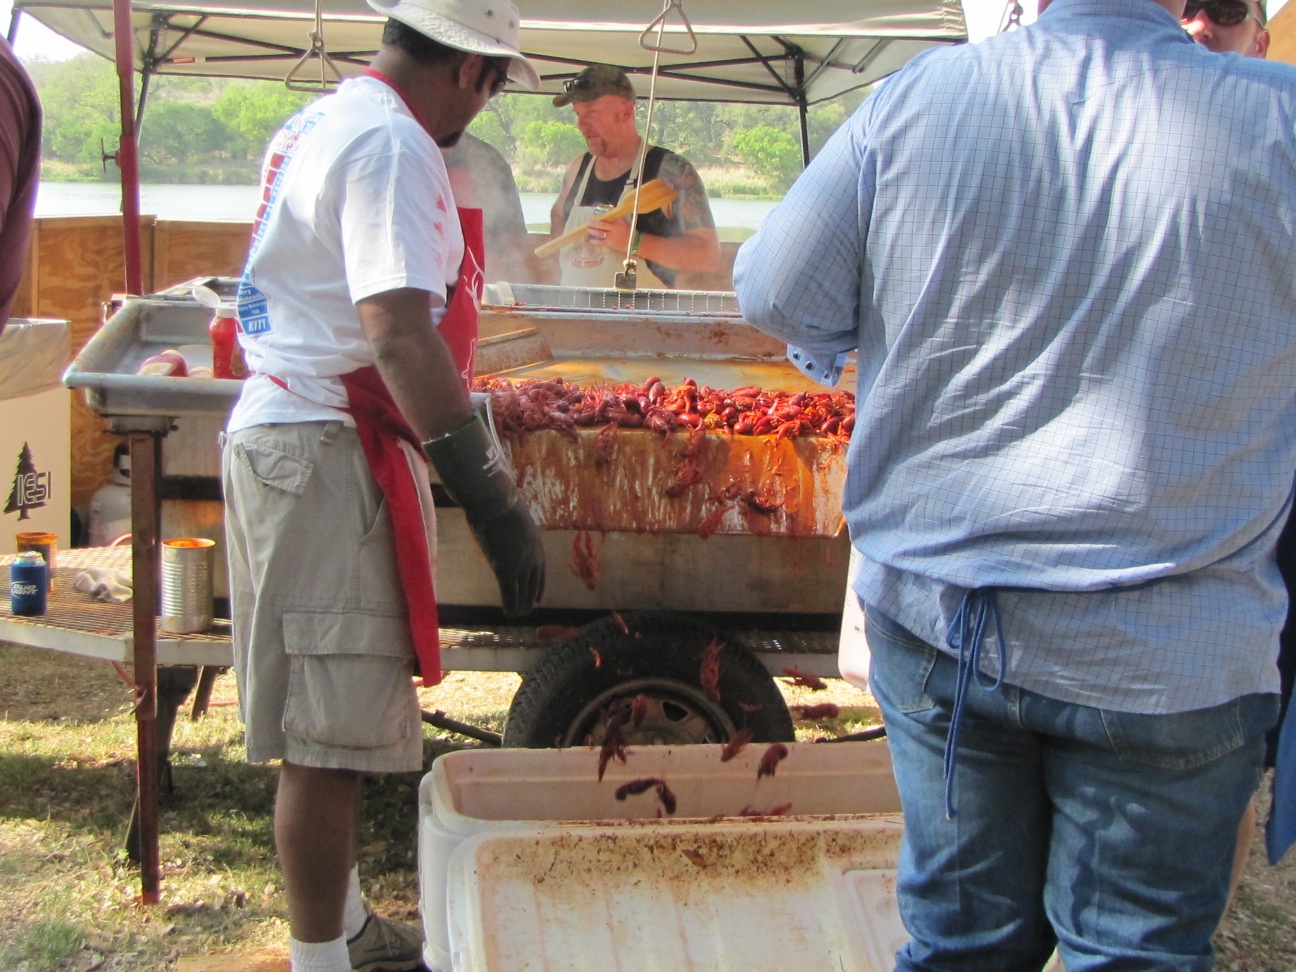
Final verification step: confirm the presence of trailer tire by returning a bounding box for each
[502,611,795,748]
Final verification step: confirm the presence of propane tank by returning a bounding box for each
[88,444,132,547]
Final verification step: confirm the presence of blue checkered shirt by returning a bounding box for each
[735,0,1296,713]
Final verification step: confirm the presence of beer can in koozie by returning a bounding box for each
[161,538,216,634]
[10,550,48,616]
[16,531,57,594]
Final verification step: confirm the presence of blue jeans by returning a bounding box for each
[865,604,1277,972]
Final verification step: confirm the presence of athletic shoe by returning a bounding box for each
[346,904,425,972]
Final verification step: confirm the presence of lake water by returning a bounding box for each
[35,182,778,231]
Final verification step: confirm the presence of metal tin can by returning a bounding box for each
[16,531,57,593]
[161,538,216,633]
[10,550,48,616]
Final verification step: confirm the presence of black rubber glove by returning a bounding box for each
[422,413,545,617]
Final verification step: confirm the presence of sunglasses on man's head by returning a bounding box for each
[1182,0,1265,27]
[486,58,510,98]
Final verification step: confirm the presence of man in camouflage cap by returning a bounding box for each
[548,63,719,289]
[551,62,637,106]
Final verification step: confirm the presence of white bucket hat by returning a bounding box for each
[367,0,540,90]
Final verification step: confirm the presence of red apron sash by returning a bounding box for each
[337,366,443,685]
[336,209,483,685]
[442,206,484,381]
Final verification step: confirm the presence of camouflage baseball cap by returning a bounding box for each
[552,64,636,107]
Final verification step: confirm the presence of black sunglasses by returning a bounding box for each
[562,75,590,93]
[1182,0,1264,27]
[484,58,510,98]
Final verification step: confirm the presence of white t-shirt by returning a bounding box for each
[229,75,463,432]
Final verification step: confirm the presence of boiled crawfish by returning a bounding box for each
[756,743,790,780]
[700,638,724,702]
[469,376,855,443]
[596,704,632,782]
[569,530,599,591]
[719,726,753,762]
[613,777,677,815]
[780,666,829,691]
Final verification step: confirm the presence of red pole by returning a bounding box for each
[115,1,152,904]
[129,432,161,905]
[112,0,143,295]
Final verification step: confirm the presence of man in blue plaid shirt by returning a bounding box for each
[736,0,1296,967]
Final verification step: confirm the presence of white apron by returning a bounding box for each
[558,157,668,290]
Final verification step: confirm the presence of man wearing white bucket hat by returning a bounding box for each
[222,1,541,970]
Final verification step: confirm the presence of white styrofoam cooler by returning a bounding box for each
[0,320,71,548]
[418,741,906,972]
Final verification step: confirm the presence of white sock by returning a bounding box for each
[342,865,368,941]
[289,935,350,972]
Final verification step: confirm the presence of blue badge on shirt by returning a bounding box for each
[237,279,271,336]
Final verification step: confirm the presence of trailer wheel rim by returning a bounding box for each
[501,610,796,749]
[560,677,737,747]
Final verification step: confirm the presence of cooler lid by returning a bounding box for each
[0,319,71,401]
[444,816,907,971]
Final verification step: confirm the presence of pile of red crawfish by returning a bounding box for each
[471,375,855,443]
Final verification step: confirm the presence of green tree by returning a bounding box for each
[645,101,720,164]
[807,101,849,158]
[520,119,585,168]
[26,54,868,192]
[213,82,313,160]
[34,54,120,168]
[140,102,229,165]
[730,125,802,191]
[468,108,510,157]
[492,92,571,160]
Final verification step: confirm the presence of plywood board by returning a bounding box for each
[31,216,143,508]
[153,220,251,292]
[175,948,289,971]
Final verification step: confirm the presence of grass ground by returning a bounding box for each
[1,643,1292,970]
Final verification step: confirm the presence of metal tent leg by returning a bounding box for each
[129,431,162,904]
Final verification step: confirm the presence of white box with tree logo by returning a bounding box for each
[1,320,72,549]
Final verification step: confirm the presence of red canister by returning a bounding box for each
[209,305,247,380]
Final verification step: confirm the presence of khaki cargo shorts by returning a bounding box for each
[221,422,424,773]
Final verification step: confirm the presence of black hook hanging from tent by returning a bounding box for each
[638,0,698,56]
[284,0,342,91]
[616,0,700,291]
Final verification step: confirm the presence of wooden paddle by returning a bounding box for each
[533,178,679,258]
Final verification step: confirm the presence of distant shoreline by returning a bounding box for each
[35,181,777,233]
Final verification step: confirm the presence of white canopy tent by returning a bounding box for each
[12,0,967,106]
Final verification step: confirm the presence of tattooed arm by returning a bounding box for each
[641,150,721,274]
[589,149,721,279]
